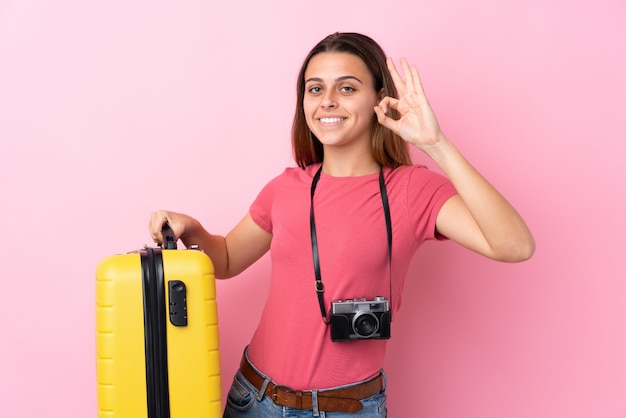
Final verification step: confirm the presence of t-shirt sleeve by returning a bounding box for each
[408,165,458,241]
[249,175,278,233]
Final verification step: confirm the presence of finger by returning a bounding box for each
[378,96,403,118]
[386,57,407,97]
[148,212,161,243]
[374,104,400,133]
[400,58,427,98]
[149,210,169,243]
[399,58,416,92]
[408,62,427,97]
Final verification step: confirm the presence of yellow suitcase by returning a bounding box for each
[96,235,222,417]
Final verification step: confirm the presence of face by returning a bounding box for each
[303,52,380,151]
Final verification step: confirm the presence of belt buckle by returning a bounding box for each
[272,385,305,409]
[271,384,293,400]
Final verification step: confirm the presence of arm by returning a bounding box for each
[428,139,535,262]
[375,58,535,262]
[149,210,272,278]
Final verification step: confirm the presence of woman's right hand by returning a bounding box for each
[148,210,199,245]
[148,210,272,279]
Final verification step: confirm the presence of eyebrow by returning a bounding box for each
[305,75,364,85]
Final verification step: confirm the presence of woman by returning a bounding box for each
[149,32,535,417]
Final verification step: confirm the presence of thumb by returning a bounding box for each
[374,105,400,132]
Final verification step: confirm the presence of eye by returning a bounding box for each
[340,86,355,93]
[307,86,322,94]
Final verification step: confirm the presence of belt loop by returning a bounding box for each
[256,377,271,401]
[312,389,320,417]
[380,369,387,394]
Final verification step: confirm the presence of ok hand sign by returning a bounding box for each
[374,58,445,151]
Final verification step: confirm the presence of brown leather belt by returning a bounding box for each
[239,354,384,413]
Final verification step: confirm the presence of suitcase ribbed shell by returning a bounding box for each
[96,249,222,417]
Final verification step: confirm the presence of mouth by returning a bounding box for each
[318,117,346,125]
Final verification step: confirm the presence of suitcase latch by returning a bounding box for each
[168,280,188,326]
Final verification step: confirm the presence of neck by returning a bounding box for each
[321,148,378,177]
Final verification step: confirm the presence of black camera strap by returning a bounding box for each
[310,164,393,322]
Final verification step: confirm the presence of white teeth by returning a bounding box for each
[320,117,343,124]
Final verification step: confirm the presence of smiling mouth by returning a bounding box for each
[319,117,346,124]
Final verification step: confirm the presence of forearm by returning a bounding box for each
[178,213,272,279]
[424,135,535,261]
[376,57,534,260]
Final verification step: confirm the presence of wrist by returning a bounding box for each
[419,133,454,162]
[179,217,202,244]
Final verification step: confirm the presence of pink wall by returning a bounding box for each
[1,0,625,416]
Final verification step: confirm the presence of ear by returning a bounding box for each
[377,88,385,102]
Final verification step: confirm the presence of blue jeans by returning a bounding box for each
[223,368,387,418]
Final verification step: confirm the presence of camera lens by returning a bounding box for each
[352,313,379,338]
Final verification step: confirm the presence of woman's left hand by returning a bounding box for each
[374,58,444,151]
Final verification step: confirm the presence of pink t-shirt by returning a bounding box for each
[247,163,457,390]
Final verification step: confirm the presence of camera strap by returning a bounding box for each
[310,164,393,322]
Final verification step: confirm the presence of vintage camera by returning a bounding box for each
[329,297,391,342]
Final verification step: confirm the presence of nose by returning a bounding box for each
[321,90,337,109]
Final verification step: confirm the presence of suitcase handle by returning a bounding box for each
[161,223,178,250]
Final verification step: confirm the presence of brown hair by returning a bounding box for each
[291,32,412,169]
